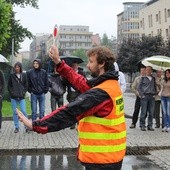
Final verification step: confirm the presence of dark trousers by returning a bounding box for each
[50,94,64,111]
[131,96,141,125]
[0,98,2,129]
[84,160,123,170]
[154,100,164,128]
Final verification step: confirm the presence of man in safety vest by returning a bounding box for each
[17,45,126,170]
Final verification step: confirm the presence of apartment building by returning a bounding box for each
[59,25,93,56]
[139,0,170,40]
[117,2,144,45]
[30,33,50,61]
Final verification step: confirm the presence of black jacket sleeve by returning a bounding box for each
[33,88,111,133]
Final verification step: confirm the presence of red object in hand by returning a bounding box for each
[53,24,58,38]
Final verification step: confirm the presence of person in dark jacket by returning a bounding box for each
[8,62,29,133]
[66,62,86,129]
[48,69,66,111]
[0,70,5,133]
[27,59,49,121]
[138,66,157,131]
[17,45,126,170]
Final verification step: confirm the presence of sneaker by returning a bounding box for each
[129,124,136,129]
[147,127,154,131]
[162,127,167,132]
[25,129,30,133]
[141,127,146,131]
[14,128,19,133]
[166,127,170,133]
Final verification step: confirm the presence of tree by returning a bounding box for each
[0,0,38,57]
[0,0,12,50]
[117,35,167,74]
[72,48,87,64]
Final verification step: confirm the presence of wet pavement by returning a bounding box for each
[0,154,162,170]
[0,92,170,169]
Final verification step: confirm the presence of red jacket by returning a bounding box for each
[33,61,119,133]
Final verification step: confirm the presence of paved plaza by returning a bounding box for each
[0,92,170,169]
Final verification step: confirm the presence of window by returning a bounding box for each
[156,14,158,22]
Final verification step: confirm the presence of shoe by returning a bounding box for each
[14,128,19,133]
[141,127,146,131]
[25,129,30,133]
[70,125,75,129]
[162,127,167,132]
[129,124,136,129]
[0,129,1,133]
[147,127,154,131]
[155,125,160,128]
[166,127,170,133]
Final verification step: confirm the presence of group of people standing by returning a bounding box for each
[130,66,170,132]
[0,58,84,133]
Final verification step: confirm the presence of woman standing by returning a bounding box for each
[160,69,170,132]
[8,62,29,133]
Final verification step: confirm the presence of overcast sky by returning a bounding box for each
[14,0,148,51]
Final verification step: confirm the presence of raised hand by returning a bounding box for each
[16,108,33,130]
[49,45,61,65]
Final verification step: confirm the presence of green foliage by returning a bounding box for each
[72,48,88,65]
[117,35,169,74]
[0,0,38,57]
[2,98,31,117]
[6,0,38,8]
[0,0,12,50]
[101,33,113,50]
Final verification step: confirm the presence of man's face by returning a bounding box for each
[156,70,162,77]
[140,68,146,76]
[33,61,39,69]
[71,63,78,71]
[15,65,21,73]
[146,66,152,76]
[86,54,101,77]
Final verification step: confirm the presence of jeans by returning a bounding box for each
[50,94,63,111]
[31,93,45,121]
[131,96,141,125]
[0,97,2,129]
[161,96,170,127]
[140,95,155,128]
[11,98,28,129]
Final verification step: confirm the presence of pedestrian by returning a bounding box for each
[129,67,146,128]
[159,69,170,132]
[154,70,164,128]
[8,62,29,133]
[48,69,66,111]
[66,61,86,129]
[114,62,126,93]
[27,59,49,121]
[17,45,126,170]
[0,70,5,133]
[138,66,157,131]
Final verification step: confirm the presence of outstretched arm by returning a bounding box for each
[16,108,33,130]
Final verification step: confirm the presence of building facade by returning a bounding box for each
[59,25,93,56]
[117,2,144,45]
[139,0,170,41]
[29,33,50,61]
